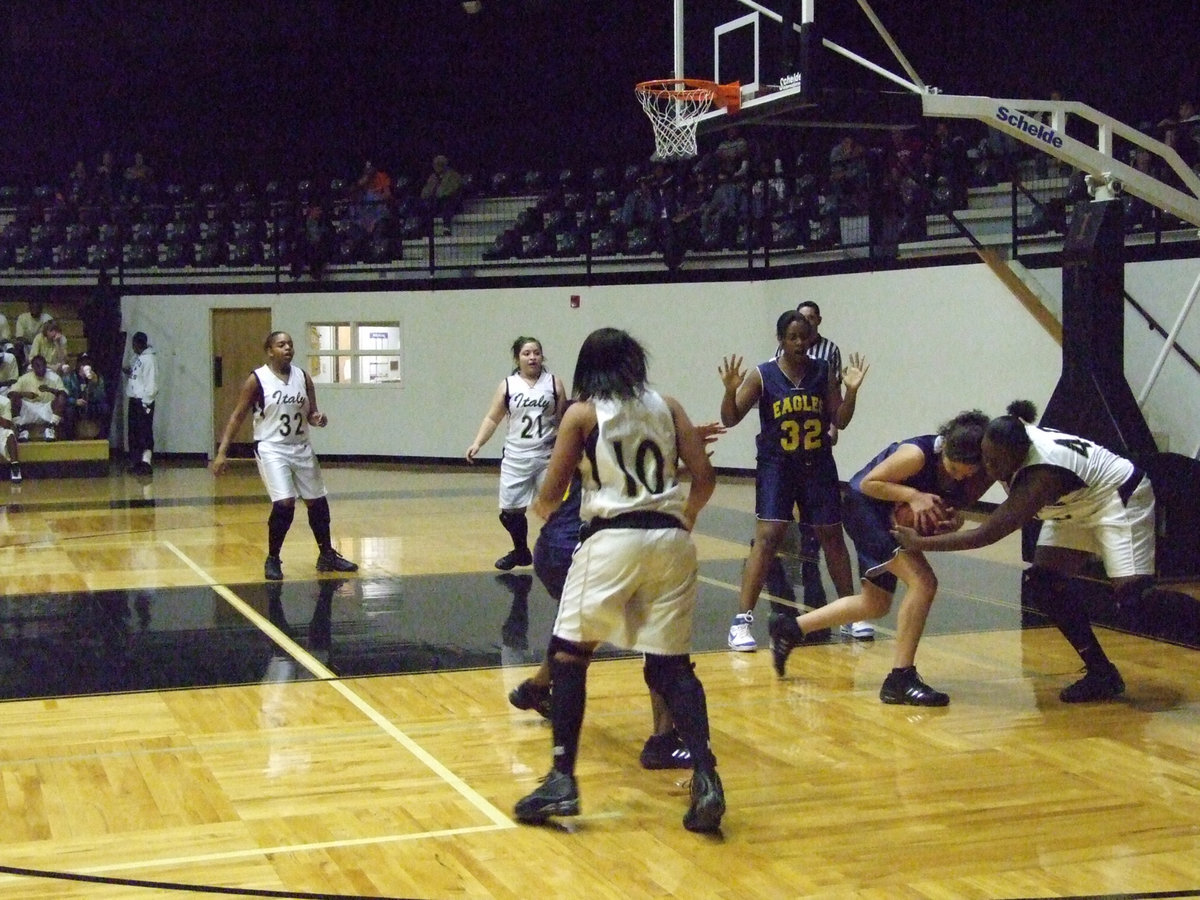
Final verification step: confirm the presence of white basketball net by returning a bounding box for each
[636,82,716,161]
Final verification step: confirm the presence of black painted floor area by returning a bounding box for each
[2,550,1196,702]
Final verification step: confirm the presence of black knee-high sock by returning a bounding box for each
[307,496,332,552]
[268,502,296,557]
[499,510,529,552]
[548,654,588,775]
[649,657,717,772]
[1037,571,1114,671]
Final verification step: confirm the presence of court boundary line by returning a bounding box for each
[163,541,515,833]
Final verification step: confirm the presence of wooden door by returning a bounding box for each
[211,308,272,457]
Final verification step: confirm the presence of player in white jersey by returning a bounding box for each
[211,331,358,582]
[513,327,724,835]
[896,400,1156,703]
[466,336,567,570]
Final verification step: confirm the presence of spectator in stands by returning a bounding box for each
[1159,99,1200,170]
[700,170,746,249]
[0,311,10,344]
[0,389,21,482]
[0,343,19,396]
[291,202,333,280]
[122,152,154,201]
[15,300,53,354]
[64,353,110,440]
[924,121,970,210]
[351,160,393,236]
[123,331,157,475]
[749,159,787,246]
[65,160,90,206]
[30,320,70,377]
[419,154,464,235]
[94,150,120,204]
[10,354,67,442]
[617,174,659,235]
[714,125,751,177]
[827,133,869,216]
[882,128,930,241]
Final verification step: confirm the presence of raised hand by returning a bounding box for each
[843,352,869,392]
[718,355,745,393]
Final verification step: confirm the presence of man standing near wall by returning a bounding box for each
[797,301,874,640]
[124,331,157,476]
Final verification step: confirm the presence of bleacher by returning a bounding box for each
[0,299,110,478]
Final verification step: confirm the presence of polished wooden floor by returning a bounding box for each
[0,461,1199,899]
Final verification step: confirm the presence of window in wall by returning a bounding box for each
[307,322,403,385]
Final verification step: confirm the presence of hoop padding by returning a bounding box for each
[636,79,741,161]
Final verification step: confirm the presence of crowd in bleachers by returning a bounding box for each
[0,298,112,479]
[1,98,1196,276]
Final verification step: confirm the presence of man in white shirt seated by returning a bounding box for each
[29,320,70,377]
[0,343,19,397]
[0,393,22,482]
[10,355,67,441]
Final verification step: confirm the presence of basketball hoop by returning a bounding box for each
[635,78,741,161]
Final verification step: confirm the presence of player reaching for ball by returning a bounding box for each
[768,410,993,707]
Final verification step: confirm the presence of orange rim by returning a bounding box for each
[635,78,741,113]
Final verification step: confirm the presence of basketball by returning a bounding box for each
[892,502,936,537]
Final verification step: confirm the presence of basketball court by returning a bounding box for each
[1,1,1199,897]
[0,461,1197,898]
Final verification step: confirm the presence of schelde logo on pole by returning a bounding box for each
[779,72,803,90]
[995,105,1064,149]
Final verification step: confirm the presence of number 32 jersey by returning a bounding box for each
[755,357,832,463]
[253,364,311,446]
[579,390,686,524]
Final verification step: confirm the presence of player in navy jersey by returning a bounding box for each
[211,331,358,581]
[719,310,868,655]
[896,400,1156,702]
[513,327,723,833]
[797,300,873,639]
[770,411,994,706]
[467,336,567,571]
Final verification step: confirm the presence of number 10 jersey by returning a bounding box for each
[579,389,686,524]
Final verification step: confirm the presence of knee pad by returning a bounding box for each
[643,653,696,697]
[307,495,331,526]
[269,500,296,527]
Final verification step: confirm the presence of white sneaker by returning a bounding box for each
[43,427,56,441]
[17,430,28,442]
[728,612,757,652]
[840,621,875,639]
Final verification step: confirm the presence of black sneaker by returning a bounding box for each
[1059,666,1125,703]
[317,549,359,573]
[264,555,284,581]
[683,769,725,833]
[9,464,21,483]
[508,679,551,719]
[767,611,805,677]
[640,730,692,770]
[514,770,580,823]
[495,547,533,570]
[879,668,950,707]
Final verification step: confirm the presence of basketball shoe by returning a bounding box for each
[514,770,580,823]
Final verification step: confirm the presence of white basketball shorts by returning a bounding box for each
[552,526,698,656]
[1037,476,1155,578]
[255,440,327,503]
